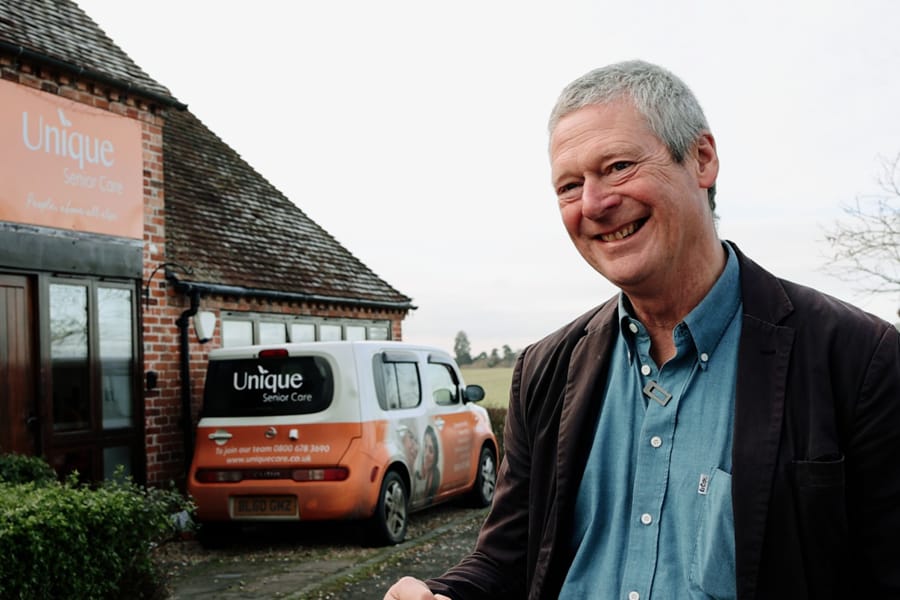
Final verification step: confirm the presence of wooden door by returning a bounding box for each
[0,274,37,455]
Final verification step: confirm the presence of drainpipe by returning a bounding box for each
[175,289,201,476]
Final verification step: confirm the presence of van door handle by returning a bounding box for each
[434,418,445,431]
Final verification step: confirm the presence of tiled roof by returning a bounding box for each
[163,108,413,308]
[2,0,413,309]
[0,0,177,104]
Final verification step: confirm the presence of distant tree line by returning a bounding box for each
[453,331,519,368]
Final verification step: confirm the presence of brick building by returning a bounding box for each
[0,0,414,486]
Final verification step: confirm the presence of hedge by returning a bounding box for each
[0,453,193,600]
[486,406,507,460]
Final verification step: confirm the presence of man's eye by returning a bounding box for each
[557,182,581,196]
[611,161,633,172]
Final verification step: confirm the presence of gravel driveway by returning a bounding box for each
[155,503,489,599]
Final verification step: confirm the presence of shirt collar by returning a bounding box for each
[617,242,742,370]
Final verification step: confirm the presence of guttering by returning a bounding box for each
[175,289,200,476]
[0,41,187,110]
[172,280,418,312]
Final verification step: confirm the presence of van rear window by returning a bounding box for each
[202,356,333,417]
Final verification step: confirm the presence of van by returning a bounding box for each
[187,341,498,545]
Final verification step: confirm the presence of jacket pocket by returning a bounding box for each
[690,468,736,599]
[789,456,848,597]
[791,455,844,488]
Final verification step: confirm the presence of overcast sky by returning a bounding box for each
[77,0,900,354]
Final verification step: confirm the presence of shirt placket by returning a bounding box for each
[620,326,690,600]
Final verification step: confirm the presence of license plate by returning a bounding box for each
[232,496,297,517]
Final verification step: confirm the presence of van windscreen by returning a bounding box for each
[202,355,333,418]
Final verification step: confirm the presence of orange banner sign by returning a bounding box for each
[0,80,143,239]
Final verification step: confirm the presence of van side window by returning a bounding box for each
[427,363,459,406]
[374,360,421,410]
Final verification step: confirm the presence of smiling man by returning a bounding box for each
[384,60,900,600]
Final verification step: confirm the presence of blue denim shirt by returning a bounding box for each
[560,242,742,600]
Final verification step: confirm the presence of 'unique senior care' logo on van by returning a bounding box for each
[233,365,314,403]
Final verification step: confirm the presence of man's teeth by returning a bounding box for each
[600,222,639,242]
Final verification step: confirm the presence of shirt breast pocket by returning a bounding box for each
[690,468,736,599]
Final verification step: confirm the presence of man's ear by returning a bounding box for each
[694,132,719,189]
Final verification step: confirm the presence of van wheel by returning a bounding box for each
[469,446,497,507]
[368,471,408,545]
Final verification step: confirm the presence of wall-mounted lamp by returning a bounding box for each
[194,310,217,344]
[146,370,158,391]
[143,262,193,310]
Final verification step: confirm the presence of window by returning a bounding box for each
[223,320,253,347]
[374,353,421,410]
[289,323,316,342]
[259,322,286,344]
[50,283,89,431]
[368,326,390,340]
[99,288,134,429]
[319,324,342,341]
[202,355,334,418]
[221,312,392,347]
[345,325,366,341]
[427,363,459,406]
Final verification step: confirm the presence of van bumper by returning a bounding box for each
[188,468,383,523]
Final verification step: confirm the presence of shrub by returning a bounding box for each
[0,452,57,486]
[0,457,193,600]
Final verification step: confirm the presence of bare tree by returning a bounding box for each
[825,154,900,295]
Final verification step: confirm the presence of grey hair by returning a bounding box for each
[548,60,717,212]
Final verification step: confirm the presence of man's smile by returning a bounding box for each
[598,218,647,242]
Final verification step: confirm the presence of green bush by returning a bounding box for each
[486,406,507,460]
[0,452,57,486]
[0,458,193,600]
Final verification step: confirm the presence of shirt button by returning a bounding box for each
[628,322,639,334]
[628,591,640,600]
[640,364,651,376]
[640,513,652,525]
[700,352,709,362]
[650,436,662,448]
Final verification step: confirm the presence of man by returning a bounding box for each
[384,60,900,599]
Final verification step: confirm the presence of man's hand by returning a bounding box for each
[383,576,451,600]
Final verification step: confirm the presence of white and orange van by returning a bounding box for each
[187,341,498,545]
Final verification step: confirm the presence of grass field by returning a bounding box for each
[460,367,513,408]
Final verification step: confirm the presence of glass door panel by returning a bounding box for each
[50,283,89,432]
[98,287,134,429]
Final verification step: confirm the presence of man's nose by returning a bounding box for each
[581,175,621,219]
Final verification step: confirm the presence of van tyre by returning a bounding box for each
[369,471,408,546]
[469,446,497,507]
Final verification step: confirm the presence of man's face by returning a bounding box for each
[549,100,719,299]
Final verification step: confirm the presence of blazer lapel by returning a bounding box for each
[556,301,618,525]
[731,243,795,599]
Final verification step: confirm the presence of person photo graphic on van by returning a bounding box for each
[397,422,420,469]
[415,425,441,503]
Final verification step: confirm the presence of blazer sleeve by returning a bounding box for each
[426,350,531,599]
[846,323,900,592]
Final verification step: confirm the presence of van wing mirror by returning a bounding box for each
[463,384,485,403]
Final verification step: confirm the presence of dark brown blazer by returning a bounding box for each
[429,243,900,599]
